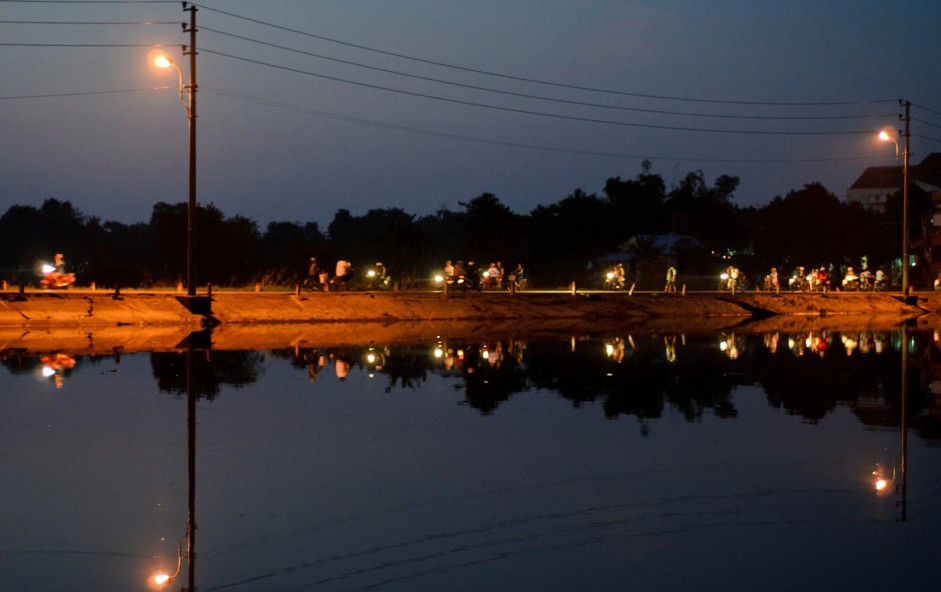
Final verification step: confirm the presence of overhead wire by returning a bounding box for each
[0,19,179,24]
[0,86,171,99]
[3,0,933,164]
[195,2,896,108]
[197,24,895,123]
[200,47,878,137]
[202,85,875,165]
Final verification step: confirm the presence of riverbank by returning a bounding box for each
[2,289,940,354]
[0,288,932,326]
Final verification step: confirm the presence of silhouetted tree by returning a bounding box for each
[459,193,526,268]
[753,183,890,272]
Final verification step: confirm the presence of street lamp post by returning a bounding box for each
[152,3,198,297]
[879,100,912,296]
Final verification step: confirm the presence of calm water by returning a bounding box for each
[2,329,940,592]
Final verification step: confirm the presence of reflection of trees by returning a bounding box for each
[1,351,44,375]
[379,346,432,390]
[523,338,737,423]
[150,350,264,399]
[458,344,527,414]
[750,333,897,424]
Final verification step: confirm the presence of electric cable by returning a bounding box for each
[200,47,878,137]
[198,24,892,123]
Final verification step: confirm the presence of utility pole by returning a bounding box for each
[901,100,910,296]
[184,2,198,297]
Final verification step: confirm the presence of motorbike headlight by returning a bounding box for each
[606,272,614,280]
[433,274,444,284]
[42,263,56,274]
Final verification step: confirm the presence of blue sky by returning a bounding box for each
[2,0,939,229]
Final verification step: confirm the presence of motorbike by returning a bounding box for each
[788,274,810,292]
[39,262,76,289]
[364,264,390,290]
[604,270,625,290]
[455,272,480,291]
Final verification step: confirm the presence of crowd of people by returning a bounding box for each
[302,257,526,292]
[599,260,896,293]
[440,260,527,291]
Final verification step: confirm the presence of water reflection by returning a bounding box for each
[2,327,940,591]
[6,329,941,437]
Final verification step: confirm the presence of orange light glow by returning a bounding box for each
[153,573,171,585]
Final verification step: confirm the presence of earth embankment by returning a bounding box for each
[2,289,939,354]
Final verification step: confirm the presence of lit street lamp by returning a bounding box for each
[878,100,911,296]
[151,3,198,297]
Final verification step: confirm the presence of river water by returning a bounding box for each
[2,328,940,592]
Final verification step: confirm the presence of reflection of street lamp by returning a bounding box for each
[151,2,198,297]
[150,340,200,590]
[878,100,911,296]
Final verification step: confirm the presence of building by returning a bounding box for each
[847,152,941,214]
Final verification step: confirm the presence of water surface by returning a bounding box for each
[2,329,940,591]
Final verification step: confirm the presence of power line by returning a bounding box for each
[202,85,874,166]
[0,42,168,47]
[0,86,170,99]
[195,2,897,108]
[0,1,176,4]
[914,133,941,146]
[201,47,877,137]
[0,19,180,24]
[914,103,941,117]
[912,118,941,131]
[199,24,893,123]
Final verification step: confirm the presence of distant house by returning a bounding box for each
[847,152,941,213]
[617,234,704,255]
[592,234,705,289]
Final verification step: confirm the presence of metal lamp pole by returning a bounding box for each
[879,100,911,295]
[184,3,198,297]
[901,100,911,296]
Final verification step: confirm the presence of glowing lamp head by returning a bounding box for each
[153,573,172,585]
[153,54,173,69]
[878,130,891,142]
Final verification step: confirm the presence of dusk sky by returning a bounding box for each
[2,0,940,230]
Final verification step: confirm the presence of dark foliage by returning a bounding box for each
[0,164,903,289]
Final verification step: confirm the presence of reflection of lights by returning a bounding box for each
[872,463,896,496]
[367,353,376,364]
[482,349,490,360]
[841,335,858,356]
[606,343,615,356]
[719,340,728,352]
[434,347,443,358]
[39,353,76,388]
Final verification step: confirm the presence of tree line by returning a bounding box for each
[0,161,923,290]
